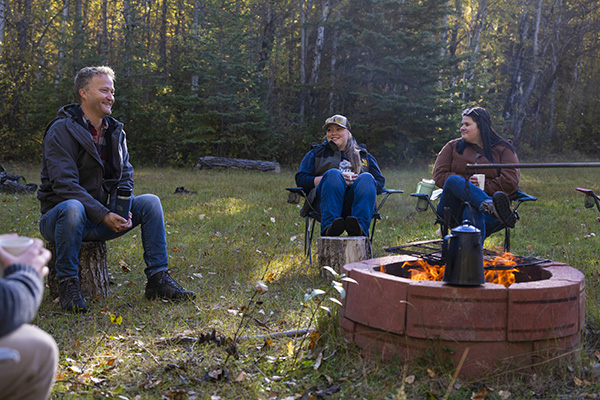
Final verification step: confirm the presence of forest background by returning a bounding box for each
[1,0,599,167]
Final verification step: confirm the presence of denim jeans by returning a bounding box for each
[316,169,377,235]
[436,175,503,241]
[39,194,168,279]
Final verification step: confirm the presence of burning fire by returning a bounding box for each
[381,252,520,287]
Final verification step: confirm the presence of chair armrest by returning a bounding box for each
[286,187,306,196]
[576,187,600,200]
[576,187,600,212]
[512,189,537,213]
[376,188,403,212]
[514,189,537,203]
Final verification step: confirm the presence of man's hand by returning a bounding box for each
[102,212,133,233]
[0,236,51,278]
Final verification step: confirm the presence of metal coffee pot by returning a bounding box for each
[442,220,485,286]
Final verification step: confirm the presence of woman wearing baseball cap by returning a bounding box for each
[295,114,385,237]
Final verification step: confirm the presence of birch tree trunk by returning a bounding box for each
[461,0,487,98]
[507,0,543,147]
[100,0,108,64]
[74,0,82,63]
[328,25,339,114]
[309,0,331,117]
[56,0,69,84]
[123,0,131,79]
[160,0,168,80]
[298,0,312,120]
[0,0,5,59]
[191,0,206,92]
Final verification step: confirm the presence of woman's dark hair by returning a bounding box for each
[459,106,516,162]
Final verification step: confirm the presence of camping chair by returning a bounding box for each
[286,187,403,266]
[576,187,600,223]
[411,188,537,252]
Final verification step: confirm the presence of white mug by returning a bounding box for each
[0,236,34,256]
[473,174,485,191]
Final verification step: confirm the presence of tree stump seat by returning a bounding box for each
[47,241,110,301]
[317,236,371,276]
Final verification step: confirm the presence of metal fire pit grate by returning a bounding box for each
[384,239,549,270]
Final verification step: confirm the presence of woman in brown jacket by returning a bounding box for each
[432,107,519,241]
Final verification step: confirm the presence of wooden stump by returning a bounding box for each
[47,241,110,301]
[317,236,372,276]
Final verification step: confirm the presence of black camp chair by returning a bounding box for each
[576,187,600,223]
[286,187,403,266]
[411,188,537,252]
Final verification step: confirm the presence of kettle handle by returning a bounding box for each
[442,233,455,260]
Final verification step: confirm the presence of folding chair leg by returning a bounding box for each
[367,219,377,258]
[304,217,310,257]
[306,217,316,267]
[504,227,511,253]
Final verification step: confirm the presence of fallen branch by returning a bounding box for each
[154,328,313,346]
[238,328,314,341]
[194,156,280,173]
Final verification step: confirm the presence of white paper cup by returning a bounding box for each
[0,236,34,256]
[473,174,485,191]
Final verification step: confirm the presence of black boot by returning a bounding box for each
[58,277,88,313]
[479,192,517,228]
[145,270,196,301]
[324,217,346,236]
[345,216,366,236]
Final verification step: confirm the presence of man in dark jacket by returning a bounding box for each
[0,235,58,399]
[38,66,195,313]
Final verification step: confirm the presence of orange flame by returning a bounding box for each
[380,252,520,287]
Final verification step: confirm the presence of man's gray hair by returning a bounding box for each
[74,66,115,104]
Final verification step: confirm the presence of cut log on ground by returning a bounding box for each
[195,156,280,173]
[318,236,371,276]
[47,241,110,301]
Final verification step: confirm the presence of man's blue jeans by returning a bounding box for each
[39,194,168,280]
[436,175,503,241]
[316,169,377,235]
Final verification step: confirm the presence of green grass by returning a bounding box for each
[2,162,600,399]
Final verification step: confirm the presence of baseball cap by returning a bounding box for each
[322,114,351,131]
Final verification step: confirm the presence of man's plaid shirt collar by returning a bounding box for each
[82,113,109,162]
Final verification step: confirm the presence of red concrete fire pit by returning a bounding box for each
[339,254,585,378]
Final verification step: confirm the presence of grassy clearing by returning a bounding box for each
[2,162,600,399]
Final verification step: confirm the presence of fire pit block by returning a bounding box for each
[339,255,585,379]
[344,259,409,335]
[406,281,507,342]
[508,264,583,342]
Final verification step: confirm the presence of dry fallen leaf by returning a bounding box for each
[404,375,415,384]
[471,387,489,400]
[313,352,323,370]
[69,365,82,374]
[118,259,130,273]
[235,371,248,382]
[286,341,295,357]
[498,390,511,399]
[255,281,268,294]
